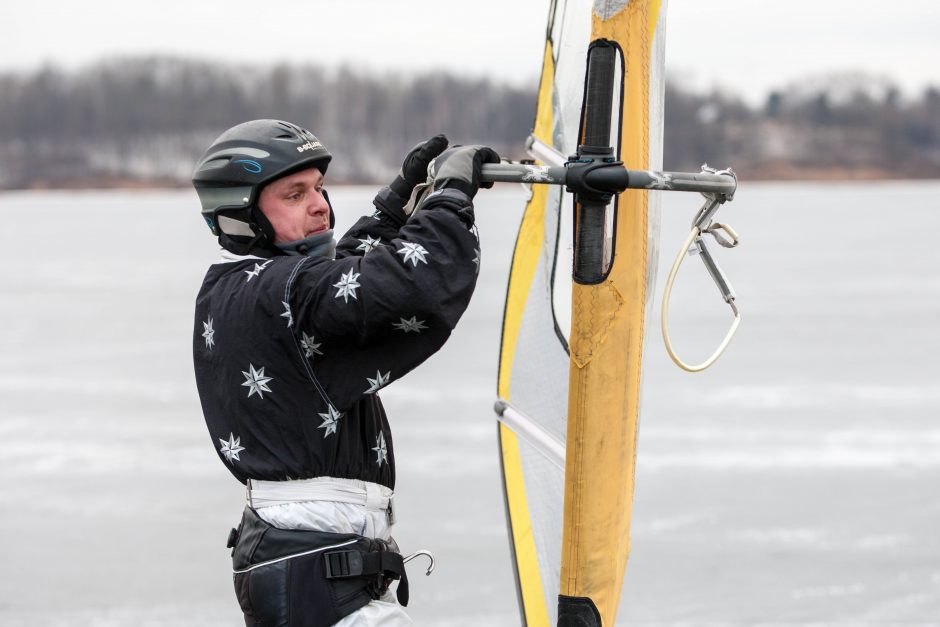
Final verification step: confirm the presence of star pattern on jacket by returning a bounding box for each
[194,188,480,486]
[219,433,245,463]
[333,268,361,302]
[202,316,215,349]
[396,242,429,267]
[372,432,388,466]
[244,260,272,282]
[280,301,293,327]
[393,316,428,333]
[318,405,342,437]
[242,364,273,399]
[301,331,323,358]
[364,370,390,394]
[356,235,381,254]
[472,248,481,273]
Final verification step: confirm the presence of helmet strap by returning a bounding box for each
[216,205,280,257]
[323,187,336,229]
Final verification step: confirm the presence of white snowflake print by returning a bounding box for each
[219,433,245,463]
[244,259,272,282]
[241,364,274,399]
[645,170,673,190]
[393,316,428,333]
[364,370,390,394]
[356,235,381,254]
[521,165,551,183]
[318,405,342,437]
[202,316,215,349]
[301,332,323,358]
[333,268,361,303]
[396,242,430,267]
[280,301,293,327]
[472,248,481,273]
[372,432,388,466]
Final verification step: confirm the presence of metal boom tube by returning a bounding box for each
[480,163,737,197]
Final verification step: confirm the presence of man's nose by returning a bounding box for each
[309,191,329,214]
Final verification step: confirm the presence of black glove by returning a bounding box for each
[426,145,500,199]
[389,134,449,199]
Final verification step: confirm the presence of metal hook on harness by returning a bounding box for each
[403,550,435,576]
[661,167,741,372]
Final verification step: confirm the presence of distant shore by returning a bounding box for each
[2,58,938,191]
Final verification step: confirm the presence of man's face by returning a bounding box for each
[258,167,331,243]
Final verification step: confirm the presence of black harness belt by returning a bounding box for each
[324,546,409,606]
[229,507,409,627]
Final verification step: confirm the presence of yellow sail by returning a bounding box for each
[496,1,667,625]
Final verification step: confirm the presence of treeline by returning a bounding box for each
[0,57,937,188]
[666,74,940,179]
[0,57,533,188]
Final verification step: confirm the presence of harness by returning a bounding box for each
[229,507,409,627]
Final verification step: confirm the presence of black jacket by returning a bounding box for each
[193,188,479,488]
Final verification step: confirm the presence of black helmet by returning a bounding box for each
[192,119,333,254]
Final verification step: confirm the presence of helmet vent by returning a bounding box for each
[200,157,231,171]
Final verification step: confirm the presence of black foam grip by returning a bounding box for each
[557,595,602,627]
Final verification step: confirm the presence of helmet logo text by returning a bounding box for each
[297,141,323,153]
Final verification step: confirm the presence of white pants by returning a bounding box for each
[250,477,413,627]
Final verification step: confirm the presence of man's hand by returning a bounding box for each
[389,134,449,199]
[373,135,449,220]
[426,145,501,200]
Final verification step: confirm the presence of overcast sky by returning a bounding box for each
[5,0,939,103]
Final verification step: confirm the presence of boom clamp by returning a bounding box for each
[565,144,623,203]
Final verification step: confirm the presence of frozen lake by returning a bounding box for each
[1,181,938,625]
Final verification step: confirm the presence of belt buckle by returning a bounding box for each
[324,550,363,579]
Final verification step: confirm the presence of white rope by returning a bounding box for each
[661,226,741,372]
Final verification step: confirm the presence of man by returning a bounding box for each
[191,119,499,626]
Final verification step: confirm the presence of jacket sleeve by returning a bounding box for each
[287,189,480,410]
[334,186,411,259]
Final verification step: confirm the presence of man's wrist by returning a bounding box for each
[417,188,475,227]
[372,186,409,226]
[388,175,412,200]
[419,187,472,207]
